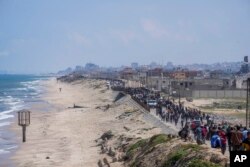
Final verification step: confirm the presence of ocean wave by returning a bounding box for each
[6,145,18,150]
[0,145,18,155]
[0,121,12,127]
[20,80,41,86]
[0,98,24,121]
[0,146,18,155]
[15,87,28,91]
[0,115,14,121]
[0,77,45,122]
[20,80,44,94]
[1,96,23,106]
[0,149,10,154]
[30,92,39,96]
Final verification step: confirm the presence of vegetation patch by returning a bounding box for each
[162,144,202,167]
[162,149,188,167]
[127,139,147,157]
[199,101,246,110]
[188,159,221,167]
[182,144,201,152]
[148,134,172,148]
[125,134,227,167]
[126,134,172,162]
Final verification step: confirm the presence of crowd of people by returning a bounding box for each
[158,99,250,154]
[124,87,250,154]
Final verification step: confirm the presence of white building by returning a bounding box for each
[235,73,250,89]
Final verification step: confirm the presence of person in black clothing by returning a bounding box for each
[206,114,210,124]
[210,126,217,140]
[179,123,190,141]
[226,126,232,151]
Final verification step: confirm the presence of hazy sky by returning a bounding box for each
[0,0,250,73]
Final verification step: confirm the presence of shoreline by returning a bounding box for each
[0,78,53,167]
[0,75,52,165]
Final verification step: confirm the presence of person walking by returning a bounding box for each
[174,114,179,126]
[195,125,203,145]
[210,126,218,140]
[241,131,250,151]
[226,126,232,152]
[211,133,221,149]
[181,117,184,128]
[202,125,208,143]
[242,127,248,141]
[218,127,227,155]
[231,126,243,151]
[182,123,190,142]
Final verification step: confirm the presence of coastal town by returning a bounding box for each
[58,56,250,101]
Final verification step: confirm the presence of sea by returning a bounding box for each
[0,74,49,165]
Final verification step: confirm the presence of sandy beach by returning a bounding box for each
[10,78,163,167]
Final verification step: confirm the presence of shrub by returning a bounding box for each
[162,149,188,167]
[148,134,171,147]
[188,159,221,167]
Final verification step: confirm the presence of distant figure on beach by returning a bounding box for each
[59,88,62,92]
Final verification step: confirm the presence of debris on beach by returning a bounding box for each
[103,158,110,167]
[116,112,133,120]
[96,104,111,111]
[100,130,114,140]
[123,126,130,131]
[68,104,87,109]
[116,108,138,120]
[100,89,107,93]
[108,147,116,157]
[97,160,103,167]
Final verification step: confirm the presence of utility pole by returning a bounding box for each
[179,85,181,107]
[246,78,250,128]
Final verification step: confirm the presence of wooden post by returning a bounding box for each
[22,125,26,142]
